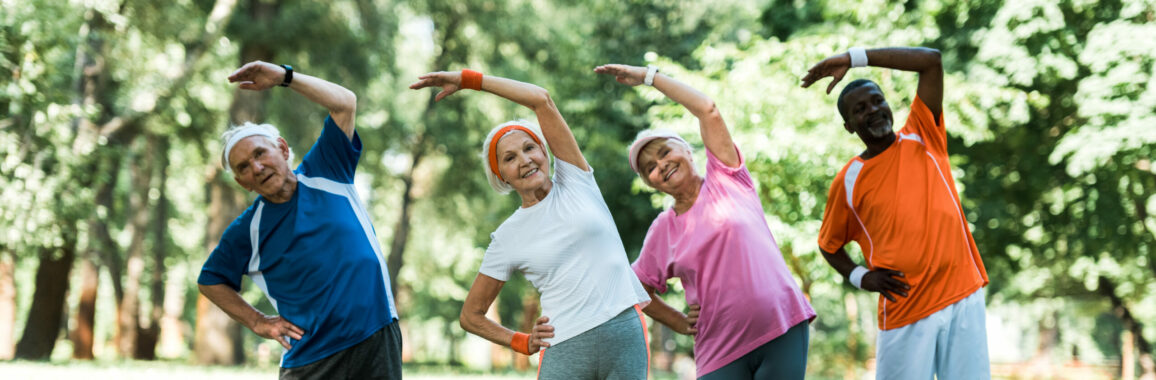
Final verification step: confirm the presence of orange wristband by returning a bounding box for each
[510,332,531,355]
[461,69,483,91]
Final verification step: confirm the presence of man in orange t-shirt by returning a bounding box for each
[801,46,991,380]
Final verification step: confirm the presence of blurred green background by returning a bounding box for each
[1,0,1154,379]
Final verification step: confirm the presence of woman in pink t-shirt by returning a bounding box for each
[596,64,816,379]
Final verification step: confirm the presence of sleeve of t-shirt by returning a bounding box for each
[704,144,755,192]
[552,157,598,192]
[298,116,362,183]
[478,233,513,282]
[902,95,948,156]
[197,209,255,291]
[631,216,674,294]
[817,169,854,254]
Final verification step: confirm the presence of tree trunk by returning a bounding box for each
[387,145,424,300]
[136,136,170,360]
[1101,276,1156,379]
[116,139,156,359]
[14,229,77,359]
[0,248,15,360]
[194,172,248,365]
[71,258,99,360]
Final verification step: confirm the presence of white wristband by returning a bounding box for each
[849,47,868,68]
[644,65,659,86]
[849,266,870,289]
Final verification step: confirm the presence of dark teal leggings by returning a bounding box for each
[698,320,810,380]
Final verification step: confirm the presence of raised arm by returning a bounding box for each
[228,61,358,139]
[595,64,739,168]
[801,47,943,122]
[409,71,588,170]
[459,274,554,354]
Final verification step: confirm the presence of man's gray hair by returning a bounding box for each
[220,122,294,172]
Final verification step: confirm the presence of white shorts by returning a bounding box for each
[875,288,990,380]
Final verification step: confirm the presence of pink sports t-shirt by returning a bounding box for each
[632,146,816,377]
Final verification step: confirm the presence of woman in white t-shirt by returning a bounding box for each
[410,69,652,379]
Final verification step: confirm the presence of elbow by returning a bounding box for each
[922,48,942,71]
[697,101,724,125]
[459,309,477,334]
[341,90,358,114]
[529,87,555,112]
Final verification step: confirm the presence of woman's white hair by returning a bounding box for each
[220,122,294,172]
[481,120,550,194]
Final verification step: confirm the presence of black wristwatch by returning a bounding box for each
[279,64,293,87]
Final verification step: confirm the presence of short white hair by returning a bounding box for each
[220,122,294,172]
[480,120,550,194]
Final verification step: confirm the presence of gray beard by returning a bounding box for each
[866,122,892,138]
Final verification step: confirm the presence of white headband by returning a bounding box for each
[222,128,278,170]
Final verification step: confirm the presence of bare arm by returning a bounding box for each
[228,61,358,139]
[801,47,944,122]
[638,283,699,335]
[595,64,739,168]
[409,71,588,170]
[198,283,304,349]
[459,274,554,354]
[818,246,910,302]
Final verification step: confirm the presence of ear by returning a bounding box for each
[843,121,854,134]
[277,137,290,158]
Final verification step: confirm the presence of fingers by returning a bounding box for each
[433,88,457,102]
[826,75,842,94]
[275,335,293,350]
[536,316,550,325]
[592,64,621,75]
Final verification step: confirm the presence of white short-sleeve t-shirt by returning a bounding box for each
[480,159,651,345]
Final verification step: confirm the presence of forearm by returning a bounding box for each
[652,73,719,121]
[479,75,552,112]
[288,72,357,130]
[460,310,516,347]
[863,47,942,75]
[640,289,689,332]
[198,283,263,330]
[819,246,859,279]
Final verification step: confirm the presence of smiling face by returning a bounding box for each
[494,130,550,193]
[840,82,895,143]
[636,138,697,195]
[228,135,293,198]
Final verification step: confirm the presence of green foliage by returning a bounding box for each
[3,0,1154,375]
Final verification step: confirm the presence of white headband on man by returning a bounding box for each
[222,124,280,170]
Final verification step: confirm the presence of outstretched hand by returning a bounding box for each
[251,314,305,350]
[228,61,287,91]
[594,64,647,87]
[861,269,910,302]
[408,71,462,102]
[529,316,555,354]
[800,53,852,94]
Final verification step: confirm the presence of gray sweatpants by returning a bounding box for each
[537,305,649,380]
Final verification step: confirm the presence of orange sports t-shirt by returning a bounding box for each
[817,95,989,330]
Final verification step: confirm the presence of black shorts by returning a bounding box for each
[280,321,402,380]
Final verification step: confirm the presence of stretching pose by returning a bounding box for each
[198,61,401,379]
[596,64,816,380]
[410,69,651,379]
[802,46,991,380]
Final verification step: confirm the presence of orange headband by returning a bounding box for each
[488,125,544,182]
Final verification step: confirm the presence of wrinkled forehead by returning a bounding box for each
[228,135,276,165]
[495,130,537,153]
